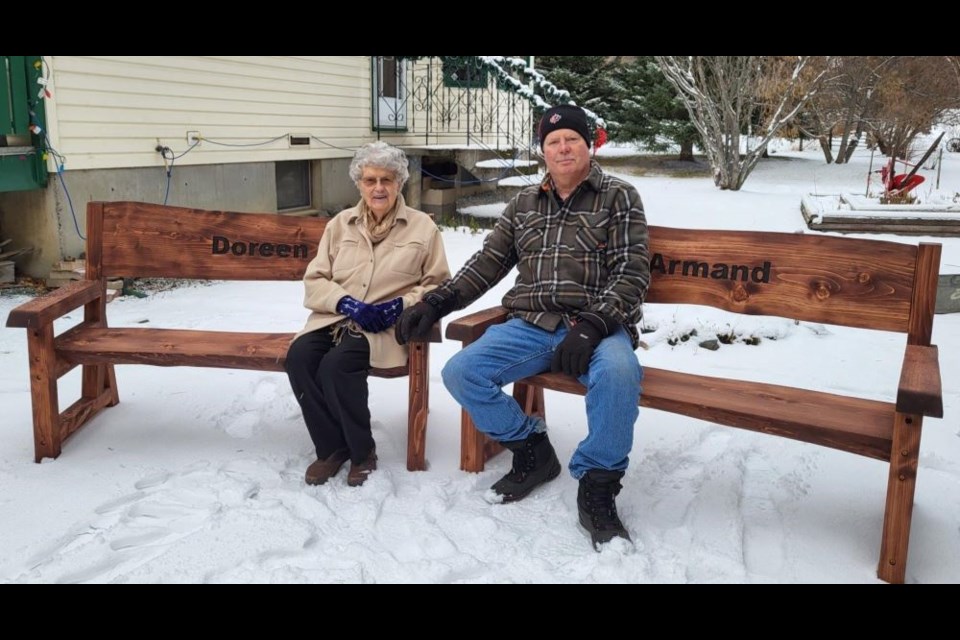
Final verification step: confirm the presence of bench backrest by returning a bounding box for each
[86,201,326,282]
[646,226,941,345]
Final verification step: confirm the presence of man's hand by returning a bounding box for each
[551,312,616,377]
[337,295,388,333]
[395,300,440,344]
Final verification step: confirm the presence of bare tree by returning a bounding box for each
[869,56,960,159]
[789,57,892,164]
[800,57,960,164]
[656,56,828,190]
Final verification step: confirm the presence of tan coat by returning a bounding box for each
[295,198,451,368]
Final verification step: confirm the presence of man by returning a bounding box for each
[396,104,650,549]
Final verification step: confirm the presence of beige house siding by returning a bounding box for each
[2,56,535,277]
[46,56,373,170]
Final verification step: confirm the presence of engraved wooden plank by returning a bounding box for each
[646,226,918,333]
[91,201,326,281]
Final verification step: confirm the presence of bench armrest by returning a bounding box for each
[445,306,509,343]
[5,280,103,329]
[896,344,943,418]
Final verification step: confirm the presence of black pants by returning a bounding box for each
[285,328,374,464]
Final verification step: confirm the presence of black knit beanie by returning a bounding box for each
[538,104,592,149]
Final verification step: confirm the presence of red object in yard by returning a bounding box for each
[880,163,925,195]
[592,127,607,157]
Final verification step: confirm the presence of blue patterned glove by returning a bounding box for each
[336,296,387,333]
[374,297,403,330]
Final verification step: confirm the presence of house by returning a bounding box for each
[0,56,539,278]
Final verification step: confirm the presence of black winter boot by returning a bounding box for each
[488,431,562,503]
[578,469,631,549]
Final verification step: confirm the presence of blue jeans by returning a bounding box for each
[442,318,642,478]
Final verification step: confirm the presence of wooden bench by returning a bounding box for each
[446,226,943,583]
[5,201,441,471]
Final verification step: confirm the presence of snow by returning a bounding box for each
[474,159,538,169]
[459,202,510,219]
[1,142,958,583]
[810,193,960,218]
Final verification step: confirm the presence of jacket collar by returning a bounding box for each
[345,193,409,224]
[540,160,604,196]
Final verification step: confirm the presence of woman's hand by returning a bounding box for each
[337,296,387,332]
[337,296,403,333]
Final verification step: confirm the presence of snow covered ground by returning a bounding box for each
[0,141,957,583]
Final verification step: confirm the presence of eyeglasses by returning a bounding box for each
[360,176,397,188]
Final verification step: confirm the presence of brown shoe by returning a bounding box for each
[305,448,350,485]
[347,449,378,487]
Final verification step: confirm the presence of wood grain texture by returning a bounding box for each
[27,325,61,462]
[878,412,923,584]
[897,345,943,418]
[5,280,102,329]
[519,368,894,461]
[443,228,944,584]
[56,326,437,378]
[445,307,509,342]
[91,201,326,280]
[907,243,941,346]
[646,226,918,333]
[406,341,429,471]
[8,201,445,468]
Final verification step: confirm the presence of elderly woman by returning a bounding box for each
[285,141,451,487]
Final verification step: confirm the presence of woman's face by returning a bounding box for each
[358,167,400,219]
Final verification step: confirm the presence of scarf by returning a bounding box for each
[358,193,404,245]
[333,193,405,341]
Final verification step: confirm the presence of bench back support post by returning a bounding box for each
[879,412,924,584]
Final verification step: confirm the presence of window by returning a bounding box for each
[442,57,488,89]
[276,160,310,210]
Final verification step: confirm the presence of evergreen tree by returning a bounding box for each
[613,57,699,160]
[536,56,699,160]
[535,56,625,135]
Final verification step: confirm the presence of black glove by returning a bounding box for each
[395,290,459,345]
[551,312,616,377]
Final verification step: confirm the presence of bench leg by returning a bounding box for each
[26,322,120,463]
[459,382,543,473]
[460,410,493,472]
[82,363,119,408]
[878,412,924,584]
[27,325,62,462]
[514,381,545,423]
[406,341,429,471]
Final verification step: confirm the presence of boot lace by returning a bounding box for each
[504,438,538,482]
[582,479,623,530]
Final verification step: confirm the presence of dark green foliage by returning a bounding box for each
[536,56,699,159]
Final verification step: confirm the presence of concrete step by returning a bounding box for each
[471,158,541,183]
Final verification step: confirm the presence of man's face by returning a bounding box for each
[542,128,591,184]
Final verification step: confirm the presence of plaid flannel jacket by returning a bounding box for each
[438,161,650,348]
